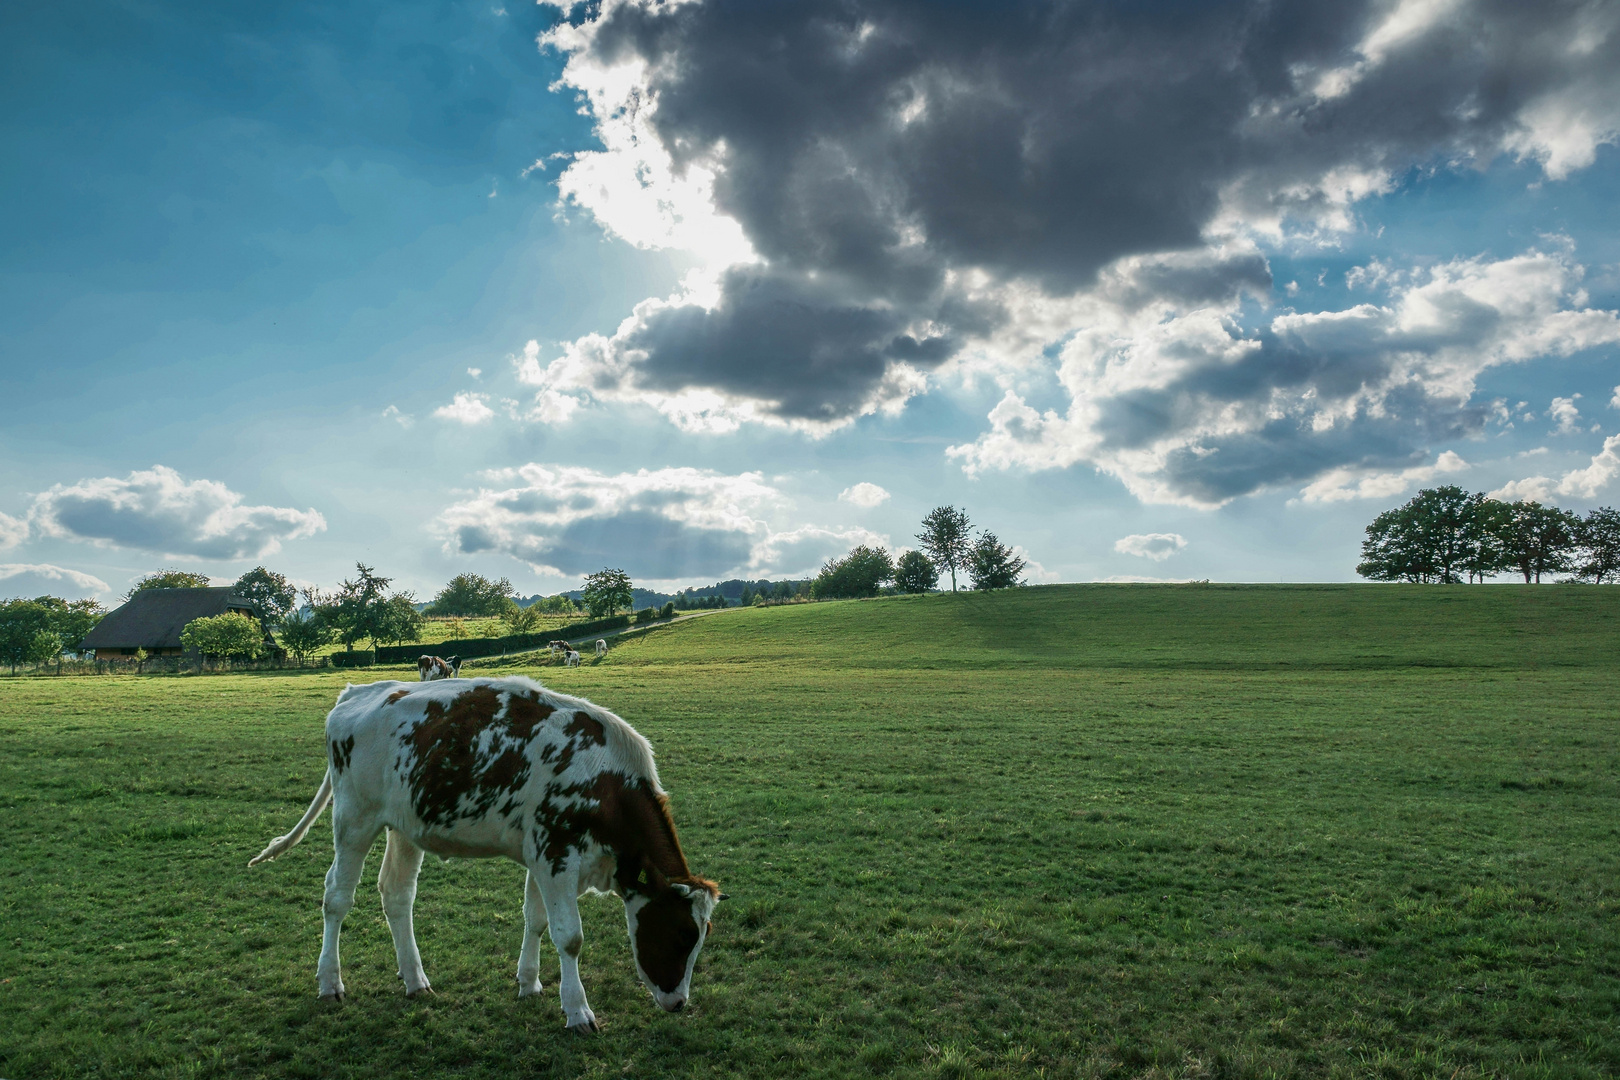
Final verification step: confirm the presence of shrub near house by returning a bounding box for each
[179,613,263,662]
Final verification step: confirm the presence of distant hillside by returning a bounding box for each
[602,582,1620,673]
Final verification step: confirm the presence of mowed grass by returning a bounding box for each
[2,584,1617,1080]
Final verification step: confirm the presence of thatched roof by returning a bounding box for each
[80,587,263,651]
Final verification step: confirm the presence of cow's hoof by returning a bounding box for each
[319,991,344,1002]
[405,985,434,999]
[517,982,544,998]
[566,1018,601,1035]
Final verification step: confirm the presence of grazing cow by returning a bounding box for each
[564,649,581,667]
[548,639,570,659]
[595,639,607,658]
[417,655,462,681]
[248,676,724,1032]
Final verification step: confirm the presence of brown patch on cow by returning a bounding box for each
[634,892,702,992]
[402,685,551,826]
[386,689,411,705]
[330,735,355,774]
[532,771,715,898]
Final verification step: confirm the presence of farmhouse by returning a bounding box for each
[79,587,268,658]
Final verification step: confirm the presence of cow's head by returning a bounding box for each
[623,874,725,1012]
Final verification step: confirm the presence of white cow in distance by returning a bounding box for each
[248,676,725,1032]
[595,639,607,658]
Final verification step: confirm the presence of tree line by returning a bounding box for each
[1357,486,1620,584]
[811,505,1027,599]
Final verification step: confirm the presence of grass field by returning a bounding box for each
[2,584,1617,1079]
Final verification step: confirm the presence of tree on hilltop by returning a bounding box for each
[893,550,938,593]
[917,506,973,592]
[1574,507,1620,583]
[968,532,1026,590]
[811,545,894,599]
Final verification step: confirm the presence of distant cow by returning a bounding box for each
[595,639,607,658]
[249,676,724,1032]
[548,639,571,658]
[564,649,581,667]
[417,655,461,681]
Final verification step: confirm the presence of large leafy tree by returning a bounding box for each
[581,568,634,617]
[968,532,1026,590]
[426,573,518,617]
[0,599,57,673]
[233,566,297,623]
[125,569,212,600]
[1357,487,1500,583]
[893,550,938,594]
[1493,501,1581,583]
[319,563,421,650]
[31,596,106,650]
[1575,507,1620,583]
[917,506,973,592]
[811,545,894,599]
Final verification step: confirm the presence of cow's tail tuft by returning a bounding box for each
[248,769,333,867]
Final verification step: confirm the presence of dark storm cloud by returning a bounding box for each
[556,0,1619,427]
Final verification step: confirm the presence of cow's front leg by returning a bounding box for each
[377,829,431,997]
[534,868,597,1032]
[318,819,377,1000]
[515,870,545,997]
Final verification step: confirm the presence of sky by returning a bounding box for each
[3,0,1619,604]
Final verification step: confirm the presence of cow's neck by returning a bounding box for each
[606,778,692,895]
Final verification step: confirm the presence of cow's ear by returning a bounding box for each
[671,882,696,899]
[718,893,730,901]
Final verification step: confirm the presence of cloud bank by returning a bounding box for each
[0,563,112,599]
[526,0,1620,500]
[437,464,884,581]
[31,466,327,560]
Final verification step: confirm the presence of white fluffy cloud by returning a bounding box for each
[950,248,1620,506]
[434,392,495,425]
[1113,533,1188,561]
[1549,395,1583,434]
[1491,433,1620,503]
[0,563,111,598]
[0,512,26,551]
[1299,451,1470,504]
[31,466,326,560]
[436,464,874,582]
[837,482,891,509]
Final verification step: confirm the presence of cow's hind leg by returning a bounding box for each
[516,870,546,997]
[318,814,380,1001]
[378,829,431,997]
[533,867,598,1032]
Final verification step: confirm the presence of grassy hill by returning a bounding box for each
[1,585,1616,1079]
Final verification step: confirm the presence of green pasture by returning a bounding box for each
[1,584,1617,1079]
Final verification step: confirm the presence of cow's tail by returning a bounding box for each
[248,769,333,867]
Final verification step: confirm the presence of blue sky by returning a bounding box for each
[4,0,1619,602]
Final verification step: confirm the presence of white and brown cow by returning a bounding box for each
[417,654,462,681]
[248,675,723,1032]
[595,639,608,658]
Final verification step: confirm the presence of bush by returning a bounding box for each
[811,545,894,599]
[634,607,659,625]
[276,609,332,663]
[661,601,675,619]
[330,650,375,668]
[180,613,264,660]
[893,550,938,593]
